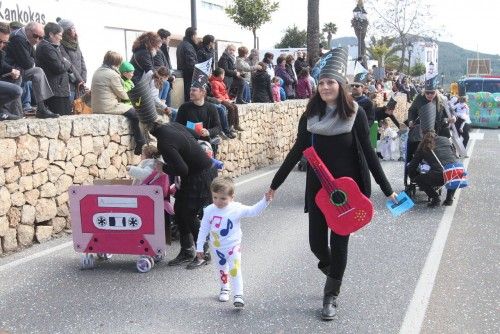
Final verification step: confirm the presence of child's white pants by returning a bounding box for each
[211,244,243,296]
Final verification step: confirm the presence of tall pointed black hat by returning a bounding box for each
[128,71,158,124]
[312,47,348,85]
[191,58,213,90]
[418,101,436,133]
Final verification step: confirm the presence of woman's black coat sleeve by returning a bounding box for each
[270,113,310,190]
[354,109,394,196]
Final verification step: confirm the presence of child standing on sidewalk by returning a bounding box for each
[195,176,271,308]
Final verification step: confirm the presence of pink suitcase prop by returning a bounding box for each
[69,185,166,273]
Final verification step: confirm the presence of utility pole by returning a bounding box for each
[191,0,197,29]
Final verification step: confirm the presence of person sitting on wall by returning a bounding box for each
[0,22,23,120]
[209,67,242,133]
[5,21,59,118]
[130,32,162,84]
[91,51,145,155]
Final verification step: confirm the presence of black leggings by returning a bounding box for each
[174,198,201,249]
[308,199,350,281]
[123,108,145,145]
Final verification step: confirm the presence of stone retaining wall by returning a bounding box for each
[0,100,307,255]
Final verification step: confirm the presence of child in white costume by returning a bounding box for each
[127,145,161,185]
[377,119,399,160]
[196,176,271,308]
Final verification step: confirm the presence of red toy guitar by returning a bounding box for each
[303,146,374,235]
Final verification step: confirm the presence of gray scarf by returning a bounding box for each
[307,102,358,136]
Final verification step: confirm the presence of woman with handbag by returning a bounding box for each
[34,22,72,115]
[58,18,87,105]
[407,131,458,207]
[265,48,397,321]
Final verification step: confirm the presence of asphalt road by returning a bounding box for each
[0,129,498,334]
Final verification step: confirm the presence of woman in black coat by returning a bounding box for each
[251,62,273,103]
[130,32,162,83]
[407,131,457,207]
[266,51,397,320]
[58,19,87,104]
[35,22,72,115]
[147,120,217,268]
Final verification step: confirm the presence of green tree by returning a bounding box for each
[307,0,320,67]
[366,36,401,70]
[322,22,337,49]
[225,0,279,49]
[410,62,426,77]
[275,25,307,48]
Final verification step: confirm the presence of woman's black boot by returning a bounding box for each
[321,277,341,321]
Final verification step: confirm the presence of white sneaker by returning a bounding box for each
[233,295,245,308]
[219,289,230,302]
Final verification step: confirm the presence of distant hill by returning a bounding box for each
[330,37,500,82]
[437,41,500,82]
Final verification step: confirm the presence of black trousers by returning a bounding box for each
[174,198,202,249]
[182,69,193,102]
[456,118,470,148]
[220,100,239,128]
[123,108,145,146]
[414,171,443,199]
[308,198,350,281]
[46,96,71,115]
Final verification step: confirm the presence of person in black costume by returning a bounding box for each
[266,48,397,321]
[147,120,217,268]
[407,131,457,207]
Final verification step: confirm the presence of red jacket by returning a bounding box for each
[209,76,230,101]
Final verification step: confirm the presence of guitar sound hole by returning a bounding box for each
[330,190,347,206]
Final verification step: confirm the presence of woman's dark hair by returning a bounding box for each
[202,34,215,46]
[299,68,309,78]
[157,28,171,39]
[238,46,249,58]
[213,67,224,77]
[257,61,266,72]
[132,32,161,52]
[153,66,170,89]
[44,22,62,38]
[185,27,197,39]
[305,83,356,120]
[0,22,10,34]
[417,131,436,153]
[276,55,286,65]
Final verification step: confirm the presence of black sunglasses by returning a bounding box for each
[424,91,436,95]
[32,33,43,40]
[351,84,362,88]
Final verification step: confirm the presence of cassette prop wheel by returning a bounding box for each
[136,256,153,273]
[80,254,95,270]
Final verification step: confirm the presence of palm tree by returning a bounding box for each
[366,36,401,70]
[307,0,320,67]
[322,22,337,49]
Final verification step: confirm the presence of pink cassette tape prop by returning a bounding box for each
[69,185,166,273]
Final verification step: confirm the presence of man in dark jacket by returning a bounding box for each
[196,34,215,66]
[176,27,198,102]
[5,22,58,118]
[157,28,172,69]
[0,22,22,120]
[350,71,374,126]
[217,44,243,100]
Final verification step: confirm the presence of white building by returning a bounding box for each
[2,0,253,79]
[408,39,439,76]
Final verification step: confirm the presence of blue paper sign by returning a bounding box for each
[386,192,414,217]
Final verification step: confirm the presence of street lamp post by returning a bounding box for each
[351,0,368,68]
[408,42,414,75]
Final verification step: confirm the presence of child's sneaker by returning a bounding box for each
[233,295,245,308]
[219,289,230,302]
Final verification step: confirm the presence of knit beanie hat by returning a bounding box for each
[119,62,135,73]
[57,19,75,31]
[312,47,348,84]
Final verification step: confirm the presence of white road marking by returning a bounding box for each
[0,168,278,273]
[399,138,477,334]
[0,241,73,273]
[468,132,484,140]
